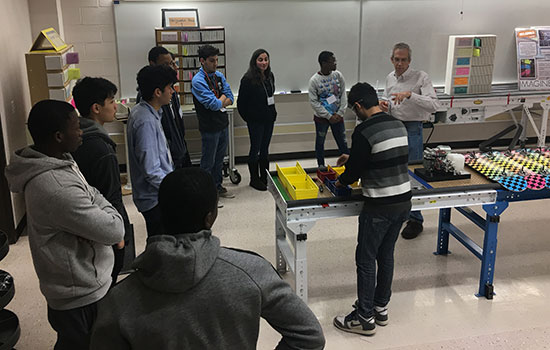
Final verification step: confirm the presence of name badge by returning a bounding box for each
[326,94,337,104]
[267,96,275,105]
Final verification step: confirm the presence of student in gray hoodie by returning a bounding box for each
[4,100,124,350]
[90,167,325,350]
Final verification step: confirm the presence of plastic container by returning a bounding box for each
[283,174,319,200]
[316,167,338,182]
[324,178,352,197]
[328,165,360,187]
[276,162,306,179]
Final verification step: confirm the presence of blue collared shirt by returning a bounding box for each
[127,101,173,212]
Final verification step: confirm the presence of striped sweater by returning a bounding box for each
[339,112,412,206]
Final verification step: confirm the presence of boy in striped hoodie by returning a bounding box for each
[333,82,412,336]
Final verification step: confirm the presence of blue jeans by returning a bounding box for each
[403,121,424,223]
[314,119,349,167]
[356,204,411,318]
[247,120,274,162]
[200,128,228,190]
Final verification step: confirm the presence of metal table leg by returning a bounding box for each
[435,208,451,255]
[477,201,509,299]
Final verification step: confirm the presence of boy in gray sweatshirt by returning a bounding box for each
[4,100,124,350]
[91,167,325,350]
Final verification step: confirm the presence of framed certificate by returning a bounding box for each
[161,9,200,29]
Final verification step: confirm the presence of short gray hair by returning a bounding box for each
[392,42,411,60]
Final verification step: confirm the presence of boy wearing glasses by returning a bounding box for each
[333,82,411,336]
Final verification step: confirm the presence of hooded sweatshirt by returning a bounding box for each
[4,147,124,310]
[73,117,131,242]
[90,230,325,350]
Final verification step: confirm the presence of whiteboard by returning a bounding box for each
[360,0,550,87]
[114,1,360,98]
[115,0,550,98]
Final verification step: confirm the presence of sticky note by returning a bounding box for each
[454,87,468,94]
[457,48,472,56]
[473,38,482,47]
[68,68,81,80]
[473,48,481,57]
[455,67,470,75]
[66,52,79,64]
[454,77,469,85]
[457,38,473,46]
[456,57,470,65]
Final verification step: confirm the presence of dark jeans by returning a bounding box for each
[200,127,228,190]
[142,204,163,237]
[47,302,98,350]
[314,119,349,167]
[247,120,274,162]
[356,204,411,318]
[403,121,424,223]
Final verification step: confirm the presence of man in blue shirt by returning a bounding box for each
[191,44,235,199]
[128,65,177,236]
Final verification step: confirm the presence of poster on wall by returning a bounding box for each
[515,27,550,91]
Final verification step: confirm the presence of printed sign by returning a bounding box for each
[516,27,550,90]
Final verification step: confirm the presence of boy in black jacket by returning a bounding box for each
[72,77,133,283]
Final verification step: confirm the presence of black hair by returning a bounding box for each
[159,167,218,234]
[244,48,274,85]
[27,99,76,145]
[348,82,379,110]
[318,51,334,66]
[72,77,117,118]
[198,44,220,60]
[136,65,177,102]
[148,46,171,64]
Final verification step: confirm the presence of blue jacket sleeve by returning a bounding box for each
[191,74,223,111]
[132,119,169,190]
[218,72,234,103]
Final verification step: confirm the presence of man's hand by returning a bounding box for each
[329,114,343,124]
[219,94,232,108]
[379,100,389,112]
[336,153,349,166]
[391,91,412,105]
[116,240,125,249]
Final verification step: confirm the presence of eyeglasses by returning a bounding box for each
[350,99,363,114]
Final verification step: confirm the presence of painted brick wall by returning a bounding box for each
[60,0,119,90]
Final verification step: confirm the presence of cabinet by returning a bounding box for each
[25,44,79,106]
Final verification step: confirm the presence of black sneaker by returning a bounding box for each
[374,306,388,326]
[401,220,423,239]
[333,309,376,336]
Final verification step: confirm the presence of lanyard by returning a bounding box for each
[205,72,220,98]
[261,78,274,97]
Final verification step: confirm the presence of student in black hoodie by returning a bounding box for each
[72,77,132,284]
[237,49,277,191]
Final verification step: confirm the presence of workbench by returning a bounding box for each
[268,165,550,303]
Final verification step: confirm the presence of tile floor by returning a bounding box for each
[3,157,550,349]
